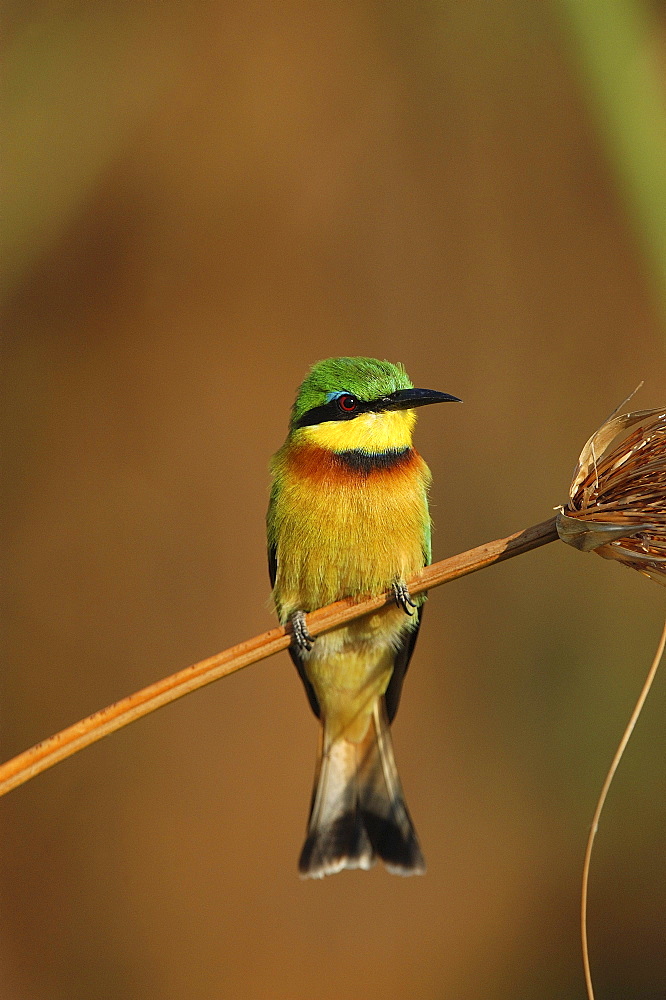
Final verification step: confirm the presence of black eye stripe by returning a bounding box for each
[292,386,456,430]
[295,395,367,428]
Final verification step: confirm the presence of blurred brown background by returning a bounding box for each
[3,2,666,998]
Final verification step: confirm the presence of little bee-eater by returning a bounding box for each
[267,357,460,878]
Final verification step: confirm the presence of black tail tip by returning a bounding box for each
[298,811,425,879]
[364,810,426,876]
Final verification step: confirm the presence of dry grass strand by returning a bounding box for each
[581,616,666,1000]
[0,518,559,798]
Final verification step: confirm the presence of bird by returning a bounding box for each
[267,357,460,878]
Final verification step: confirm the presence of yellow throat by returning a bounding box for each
[296,408,416,453]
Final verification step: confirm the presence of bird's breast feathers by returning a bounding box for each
[269,440,432,618]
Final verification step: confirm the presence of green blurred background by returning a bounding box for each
[3,2,666,997]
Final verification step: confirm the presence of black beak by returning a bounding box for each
[375,388,462,411]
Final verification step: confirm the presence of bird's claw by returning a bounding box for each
[393,581,416,616]
[290,610,315,652]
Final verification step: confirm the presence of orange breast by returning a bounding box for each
[271,444,431,617]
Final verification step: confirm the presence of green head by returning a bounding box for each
[289,356,460,433]
[290,357,410,428]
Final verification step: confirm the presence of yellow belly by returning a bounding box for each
[271,452,430,617]
[304,605,409,742]
[269,444,431,741]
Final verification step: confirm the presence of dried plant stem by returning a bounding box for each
[0,517,558,799]
[581,615,666,1000]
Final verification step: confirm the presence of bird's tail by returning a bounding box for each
[298,699,425,878]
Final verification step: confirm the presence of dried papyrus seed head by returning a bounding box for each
[557,406,666,586]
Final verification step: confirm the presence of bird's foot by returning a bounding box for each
[393,580,416,616]
[290,610,315,652]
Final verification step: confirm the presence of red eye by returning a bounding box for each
[338,394,357,413]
